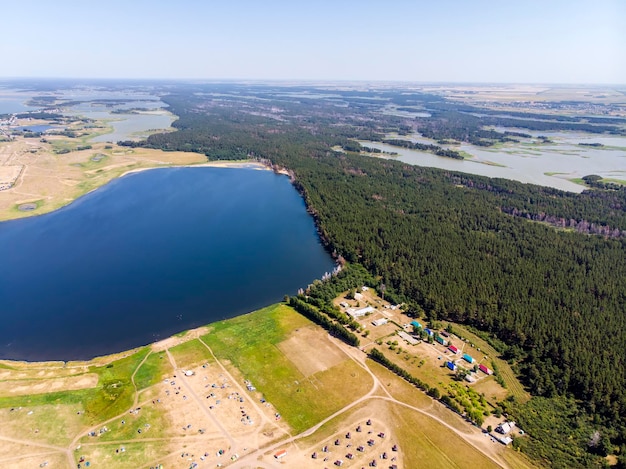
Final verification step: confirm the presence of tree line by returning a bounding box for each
[124,86,626,467]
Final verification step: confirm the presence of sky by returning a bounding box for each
[1,0,625,84]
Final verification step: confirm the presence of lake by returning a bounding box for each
[0,91,37,114]
[64,95,175,143]
[90,112,175,143]
[16,125,57,133]
[0,167,335,361]
[361,130,626,193]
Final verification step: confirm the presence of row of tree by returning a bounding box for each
[287,296,359,346]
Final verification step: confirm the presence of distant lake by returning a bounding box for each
[65,102,174,143]
[0,94,37,114]
[0,167,335,361]
[361,130,626,193]
[90,112,175,143]
[16,125,57,133]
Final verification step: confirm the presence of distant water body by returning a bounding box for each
[0,167,335,361]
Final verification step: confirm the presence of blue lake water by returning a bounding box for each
[16,125,57,133]
[0,167,335,361]
[0,96,37,114]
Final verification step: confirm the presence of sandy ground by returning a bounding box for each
[70,343,291,469]
[151,327,211,353]
[276,328,345,377]
[0,374,98,397]
[284,407,402,469]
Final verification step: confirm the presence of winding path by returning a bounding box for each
[228,333,508,469]
[2,330,516,469]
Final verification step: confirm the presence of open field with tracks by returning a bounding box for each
[0,303,535,469]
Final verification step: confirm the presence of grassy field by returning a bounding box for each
[0,402,84,447]
[81,348,151,423]
[72,440,174,469]
[200,304,372,433]
[388,400,498,469]
[133,350,173,391]
[168,339,214,369]
[0,349,149,423]
[82,404,169,443]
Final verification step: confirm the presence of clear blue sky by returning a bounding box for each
[2,0,625,84]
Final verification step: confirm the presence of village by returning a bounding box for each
[334,285,521,446]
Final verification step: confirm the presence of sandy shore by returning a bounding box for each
[118,159,271,179]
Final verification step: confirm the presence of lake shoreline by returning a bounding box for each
[0,156,276,223]
[118,159,271,179]
[0,167,336,361]
[0,320,215,367]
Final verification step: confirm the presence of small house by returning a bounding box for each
[465,374,476,383]
[448,345,459,354]
[372,318,388,327]
[435,336,448,346]
[446,361,457,371]
[424,328,434,337]
[478,364,493,375]
[274,449,287,459]
[462,353,474,364]
[496,422,515,434]
[411,320,422,329]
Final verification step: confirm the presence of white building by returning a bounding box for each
[397,331,418,345]
[347,306,376,318]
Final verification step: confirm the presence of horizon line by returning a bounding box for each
[1,77,625,87]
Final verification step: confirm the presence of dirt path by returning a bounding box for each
[230,333,509,469]
[198,338,274,429]
[165,348,236,450]
[63,351,152,468]
[0,434,66,452]
[1,324,517,468]
[332,335,509,469]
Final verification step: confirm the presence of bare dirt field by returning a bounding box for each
[0,374,98,397]
[277,328,345,377]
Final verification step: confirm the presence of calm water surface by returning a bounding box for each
[66,100,174,143]
[0,168,335,361]
[361,131,626,193]
[90,112,175,143]
[0,92,37,114]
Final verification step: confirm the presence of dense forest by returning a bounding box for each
[126,84,626,467]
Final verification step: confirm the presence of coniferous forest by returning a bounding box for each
[122,84,626,467]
